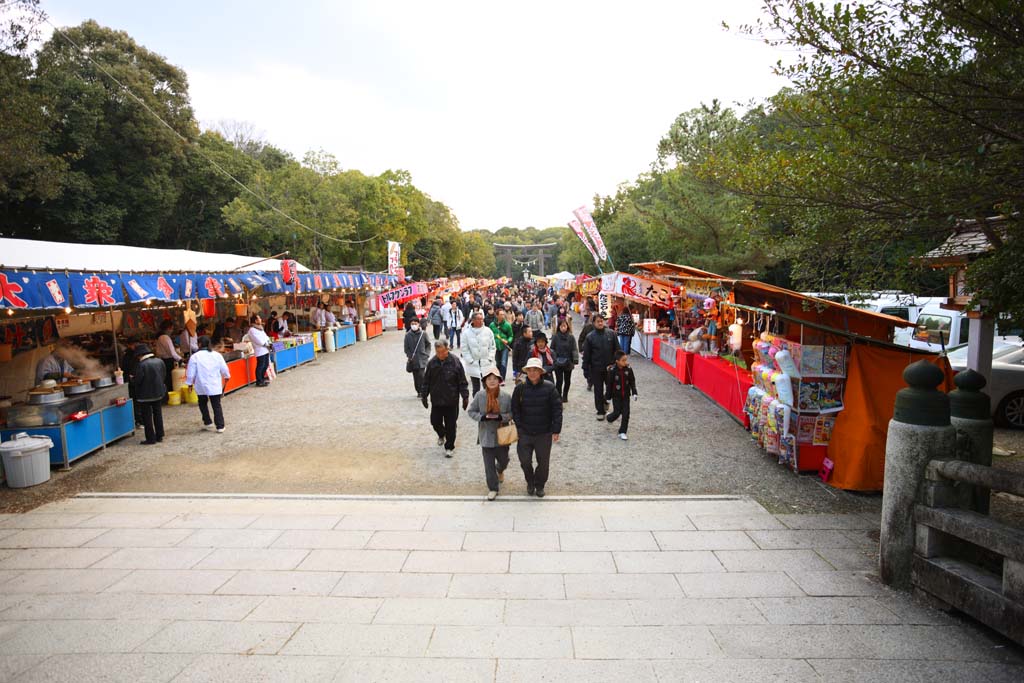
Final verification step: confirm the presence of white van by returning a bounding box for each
[903,303,1021,352]
[850,295,945,323]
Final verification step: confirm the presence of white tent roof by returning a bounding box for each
[549,271,576,280]
[0,237,310,273]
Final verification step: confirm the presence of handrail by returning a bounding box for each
[928,459,1024,498]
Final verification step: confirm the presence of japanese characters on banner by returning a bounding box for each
[387,241,401,275]
[0,267,398,311]
[602,272,673,308]
[567,218,600,266]
[379,282,429,307]
[572,206,609,261]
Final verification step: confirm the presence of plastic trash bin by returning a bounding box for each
[0,432,53,488]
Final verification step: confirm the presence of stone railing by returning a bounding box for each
[880,360,1023,646]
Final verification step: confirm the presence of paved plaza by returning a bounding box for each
[0,494,1021,681]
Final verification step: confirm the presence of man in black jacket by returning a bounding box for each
[581,315,620,420]
[131,344,167,445]
[577,313,596,389]
[420,338,469,457]
[511,357,562,497]
[605,350,638,440]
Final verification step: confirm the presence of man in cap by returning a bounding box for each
[511,357,562,497]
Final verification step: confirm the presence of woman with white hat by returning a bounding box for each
[467,366,513,500]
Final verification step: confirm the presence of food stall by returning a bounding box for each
[631,261,949,489]
[587,272,676,359]
[2,379,133,468]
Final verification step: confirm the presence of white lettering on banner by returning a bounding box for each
[378,282,426,307]
[387,241,401,275]
[568,218,600,265]
[573,206,609,261]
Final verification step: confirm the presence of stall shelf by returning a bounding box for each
[690,355,753,427]
[334,325,356,349]
[652,337,694,384]
[365,318,384,339]
[1,399,135,469]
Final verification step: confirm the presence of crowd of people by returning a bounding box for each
[405,283,640,499]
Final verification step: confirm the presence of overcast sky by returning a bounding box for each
[44,0,790,232]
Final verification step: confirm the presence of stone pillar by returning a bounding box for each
[880,360,956,588]
[538,250,547,276]
[949,369,993,514]
[967,316,995,385]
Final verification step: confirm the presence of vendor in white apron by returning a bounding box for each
[35,339,78,384]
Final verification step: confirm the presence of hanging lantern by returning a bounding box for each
[281,259,298,285]
[201,299,217,318]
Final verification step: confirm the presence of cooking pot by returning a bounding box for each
[91,376,115,389]
[28,388,66,405]
[61,381,93,396]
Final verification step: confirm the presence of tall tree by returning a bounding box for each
[30,20,197,245]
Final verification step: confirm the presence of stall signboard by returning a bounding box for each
[387,241,401,275]
[579,278,601,297]
[69,273,125,308]
[601,273,674,308]
[379,282,428,307]
[643,318,658,334]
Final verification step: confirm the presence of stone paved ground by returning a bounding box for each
[0,494,1020,682]
[1,326,883,515]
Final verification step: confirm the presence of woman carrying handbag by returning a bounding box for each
[467,366,515,500]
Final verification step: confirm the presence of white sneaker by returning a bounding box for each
[619,433,628,441]
[486,490,497,501]
[444,449,454,458]
[202,424,214,432]
[437,436,445,447]
[216,427,225,434]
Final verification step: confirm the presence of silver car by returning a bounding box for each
[947,342,1024,428]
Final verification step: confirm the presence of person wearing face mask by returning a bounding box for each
[404,318,430,395]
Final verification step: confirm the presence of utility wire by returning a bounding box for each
[44,18,380,246]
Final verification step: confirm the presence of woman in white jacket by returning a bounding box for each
[461,311,496,396]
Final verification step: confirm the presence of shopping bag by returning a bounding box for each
[265,364,277,383]
[496,421,518,446]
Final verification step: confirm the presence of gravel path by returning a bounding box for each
[2,324,885,515]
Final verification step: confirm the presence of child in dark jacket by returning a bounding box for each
[604,350,638,440]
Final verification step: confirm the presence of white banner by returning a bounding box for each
[601,273,673,308]
[387,241,401,275]
[573,206,608,261]
[568,218,600,266]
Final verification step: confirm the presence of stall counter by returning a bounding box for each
[690,354,753,427]
[1,398,134,469]
[273,337,316,373]
[652,337,694,384]
[334,324,356,349]
[364,317,384,339]
[223,356,257,393]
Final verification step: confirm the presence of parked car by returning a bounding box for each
[896,303,1021,352]
[947,342,1024,429]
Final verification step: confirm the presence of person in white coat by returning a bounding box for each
[185,336,231,432]
[461,311,496,396]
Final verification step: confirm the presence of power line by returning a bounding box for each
[44,18,380,246]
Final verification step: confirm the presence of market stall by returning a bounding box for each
[586,272,676,359]
[1,238,396,476]
[631,261,943,489]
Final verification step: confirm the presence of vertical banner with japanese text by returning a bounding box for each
[387,241,401,275]
[572,206,609,261]
[568,218,600,266]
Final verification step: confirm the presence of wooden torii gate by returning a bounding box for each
[493,243,558,279]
